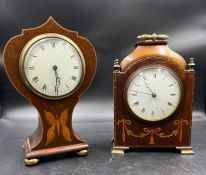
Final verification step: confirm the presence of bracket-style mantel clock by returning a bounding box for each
[4,17,96,165]
[112,34,195,155]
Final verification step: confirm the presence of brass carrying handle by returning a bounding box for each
[137,33,169,41]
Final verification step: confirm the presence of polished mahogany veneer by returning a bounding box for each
[4,17,97,165]
[112,34,195,155]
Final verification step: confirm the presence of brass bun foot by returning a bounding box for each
[112,139,129,155]
[76,149,88,156]
[111,146,129,155]
[176,146,194,155]
[24,158,39,166]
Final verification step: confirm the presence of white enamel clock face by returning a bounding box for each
[126,66,182,122]
[20,34,85,99]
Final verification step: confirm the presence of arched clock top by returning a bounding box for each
[120,34,186,71]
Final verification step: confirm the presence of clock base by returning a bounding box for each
[23,138,89,160]
[24,158,39,166]
[111,141,129,155]
[176,146,194,155]
[111,146,194,155]
[111,147,129,155]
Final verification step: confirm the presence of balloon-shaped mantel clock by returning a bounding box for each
[3,17,97,165]
[112,34,195,155]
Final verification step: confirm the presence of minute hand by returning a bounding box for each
[138,91,152,96]
[53,65,61,95]
[53,68,61,85]
[143,80,156,97]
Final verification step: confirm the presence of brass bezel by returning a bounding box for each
[19,33,86,100]
[124,65,183,122]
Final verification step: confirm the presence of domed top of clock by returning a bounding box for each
[137,33,169,45]
[120,34,186,71]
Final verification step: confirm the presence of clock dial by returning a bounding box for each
[20,34,85,99]
[126,66,182,122]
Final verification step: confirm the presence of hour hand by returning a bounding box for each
[57,77,61,85]
[55,85,59,95]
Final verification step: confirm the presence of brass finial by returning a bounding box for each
[113,59,121,72]
[188,58,195,70]
[137,33,169,41]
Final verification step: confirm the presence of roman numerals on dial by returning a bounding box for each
[32,76,39,83]
[39,44,45,50]
[169,83,174,87]
[29,66,35,70]
[71,76,77,81]
[130,90,137,96]
[29,53,37,57]
[23,36,83,98]
[42,84,47,91]
[167,102,173,106]
[127,66,181,122]
[51,42,55,48]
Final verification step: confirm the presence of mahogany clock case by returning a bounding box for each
[113,54,194,148]
[3,17,97,161]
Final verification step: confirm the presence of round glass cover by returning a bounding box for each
[20,34,85,99]
[126,65,182,122]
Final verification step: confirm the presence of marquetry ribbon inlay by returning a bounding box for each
[117,119,188,144]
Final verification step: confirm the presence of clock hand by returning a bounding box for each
[143,80,156,98]
[53,65,61,85]
[143,80,153,93]
[55,85,59,95]
[53,65,60,85]
[138,91,153,96]
[57,77,61,85]
[53,65,60,95]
